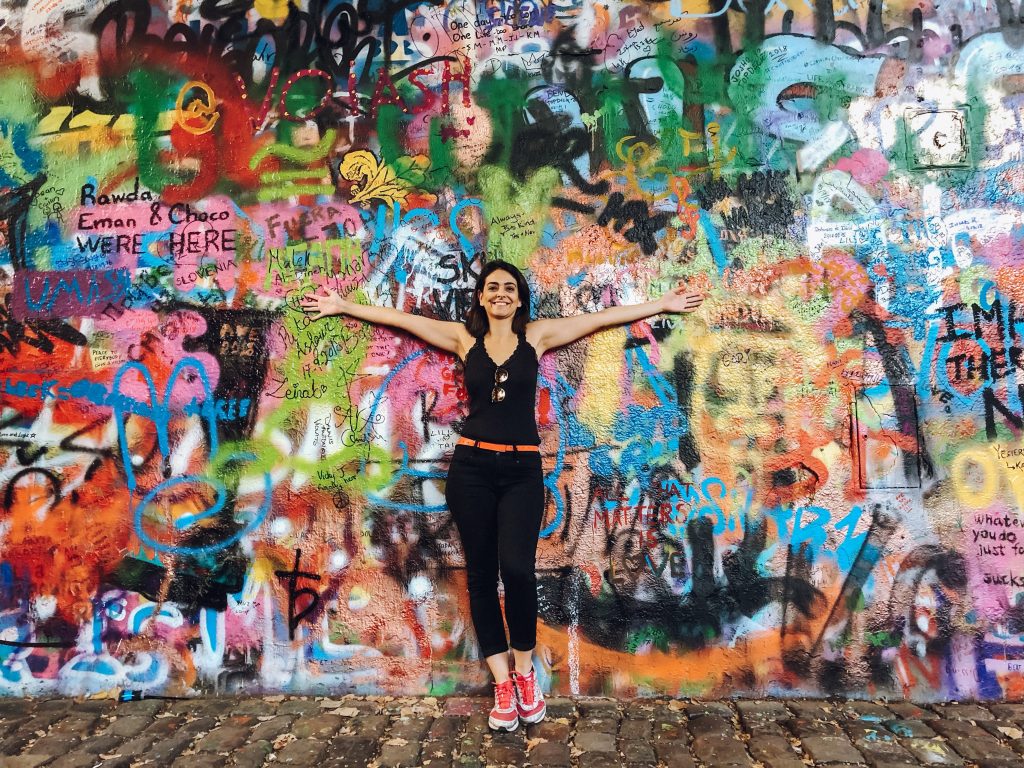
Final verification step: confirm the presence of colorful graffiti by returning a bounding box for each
[2,0,1024,702]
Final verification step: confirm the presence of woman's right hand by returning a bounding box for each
[299,288,348,319]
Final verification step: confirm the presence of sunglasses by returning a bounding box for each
[491,366,508,403]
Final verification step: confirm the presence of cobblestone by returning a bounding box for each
[2,695,1023,768]
[691,734,752,765]
[933,704,994,721]
[654,742,695,767]
[887,719,937,738]
[801,735,866,764]
[526,740,570,765]
[274,736,328,764]
[574,730,616,752]
[748,734,800,764]
[887,702,939,720]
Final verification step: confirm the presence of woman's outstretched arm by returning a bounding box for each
[300,288,468,356]
[530,283,705,355]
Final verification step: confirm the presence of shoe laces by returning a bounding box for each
[494,679,515,710]
[515,669,536,704]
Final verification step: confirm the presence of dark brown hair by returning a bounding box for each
[464,260,531,338]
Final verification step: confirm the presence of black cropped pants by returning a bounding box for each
[444,444,545,658]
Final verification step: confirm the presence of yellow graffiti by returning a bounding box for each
[949,444,1024,511]
[678,126,703,157]
[578,327,626,438]
[175,81,220,135]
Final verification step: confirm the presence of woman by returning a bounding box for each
[301,260,704,730]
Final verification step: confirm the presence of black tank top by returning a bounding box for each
[459,332,541,446]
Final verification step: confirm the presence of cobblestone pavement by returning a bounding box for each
[3,696,1024,768]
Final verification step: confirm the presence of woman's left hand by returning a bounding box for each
[660,283,706,314]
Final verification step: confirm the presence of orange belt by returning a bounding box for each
[457,437,540,453]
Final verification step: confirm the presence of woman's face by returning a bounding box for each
[479,269,522,321]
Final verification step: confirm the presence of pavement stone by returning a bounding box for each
[228,739,274,768]
[580,754,628,768]
[789,701,838,720]
[988,703,1024,721]
[178,715,221,738]
[275,737,328,764]
[574,730,616,752]
[1,757,52,768]
[526,740,571,765]
[886,719,937,738]
[229,699,278,717]
[274,699,323,716]
[801,735,866,764]
[748,734,800,764]
[654,742,695,768]
[171,753,227,768]
[22,731,82,754]
[687,713,734,737]
[886,703,939,720]
[973,759,1024,768]
[577,698,620,717]
[378,739,423,768]
[289,712,346,740]
[577,714,618,733]
[457,730,484,758]
[621,739,656,762]
[112,733,159,757]
[930,719,991,740]
[324,736,380,767]
[489,728,525,746]
[195,723,252,752]
[687,701,733,717]
[787,716,846,737]
[144,731,196,764]
[34,701,72,714]
[0,718,30,739]
[104,713,156,739]
[737,700,791,725]
[544,697,575,719]
[653,720,687,740]
[388,715,432,742]
[352,714,390,739]
[843,702,895,721]
[855,739,919,766]
[69,732,124,754]
[619,717,652,739]
[464,711,489,734]
[748,720,790,737]
[846,721,898,741]
[0,700,29,717]
[7,695,1024,768]
[50,713,101,735]
[943,737,1019,762]
[46,754,105,768]
[933,703,994,721]
[977,719,1024,739]
[483,743,526,766]
[904,738,965,766]
[420,738,456,765]
[248,714,294,741]
[691,734,752,765]
[428,715,465,739]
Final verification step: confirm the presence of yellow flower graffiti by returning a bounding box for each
[337,150,430,206]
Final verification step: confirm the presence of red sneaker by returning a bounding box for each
[489,679,519,731]
[511,667,546,724]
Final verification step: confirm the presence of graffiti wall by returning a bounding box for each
[2,0,1024,702]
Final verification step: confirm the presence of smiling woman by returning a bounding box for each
[300,258,704,729]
